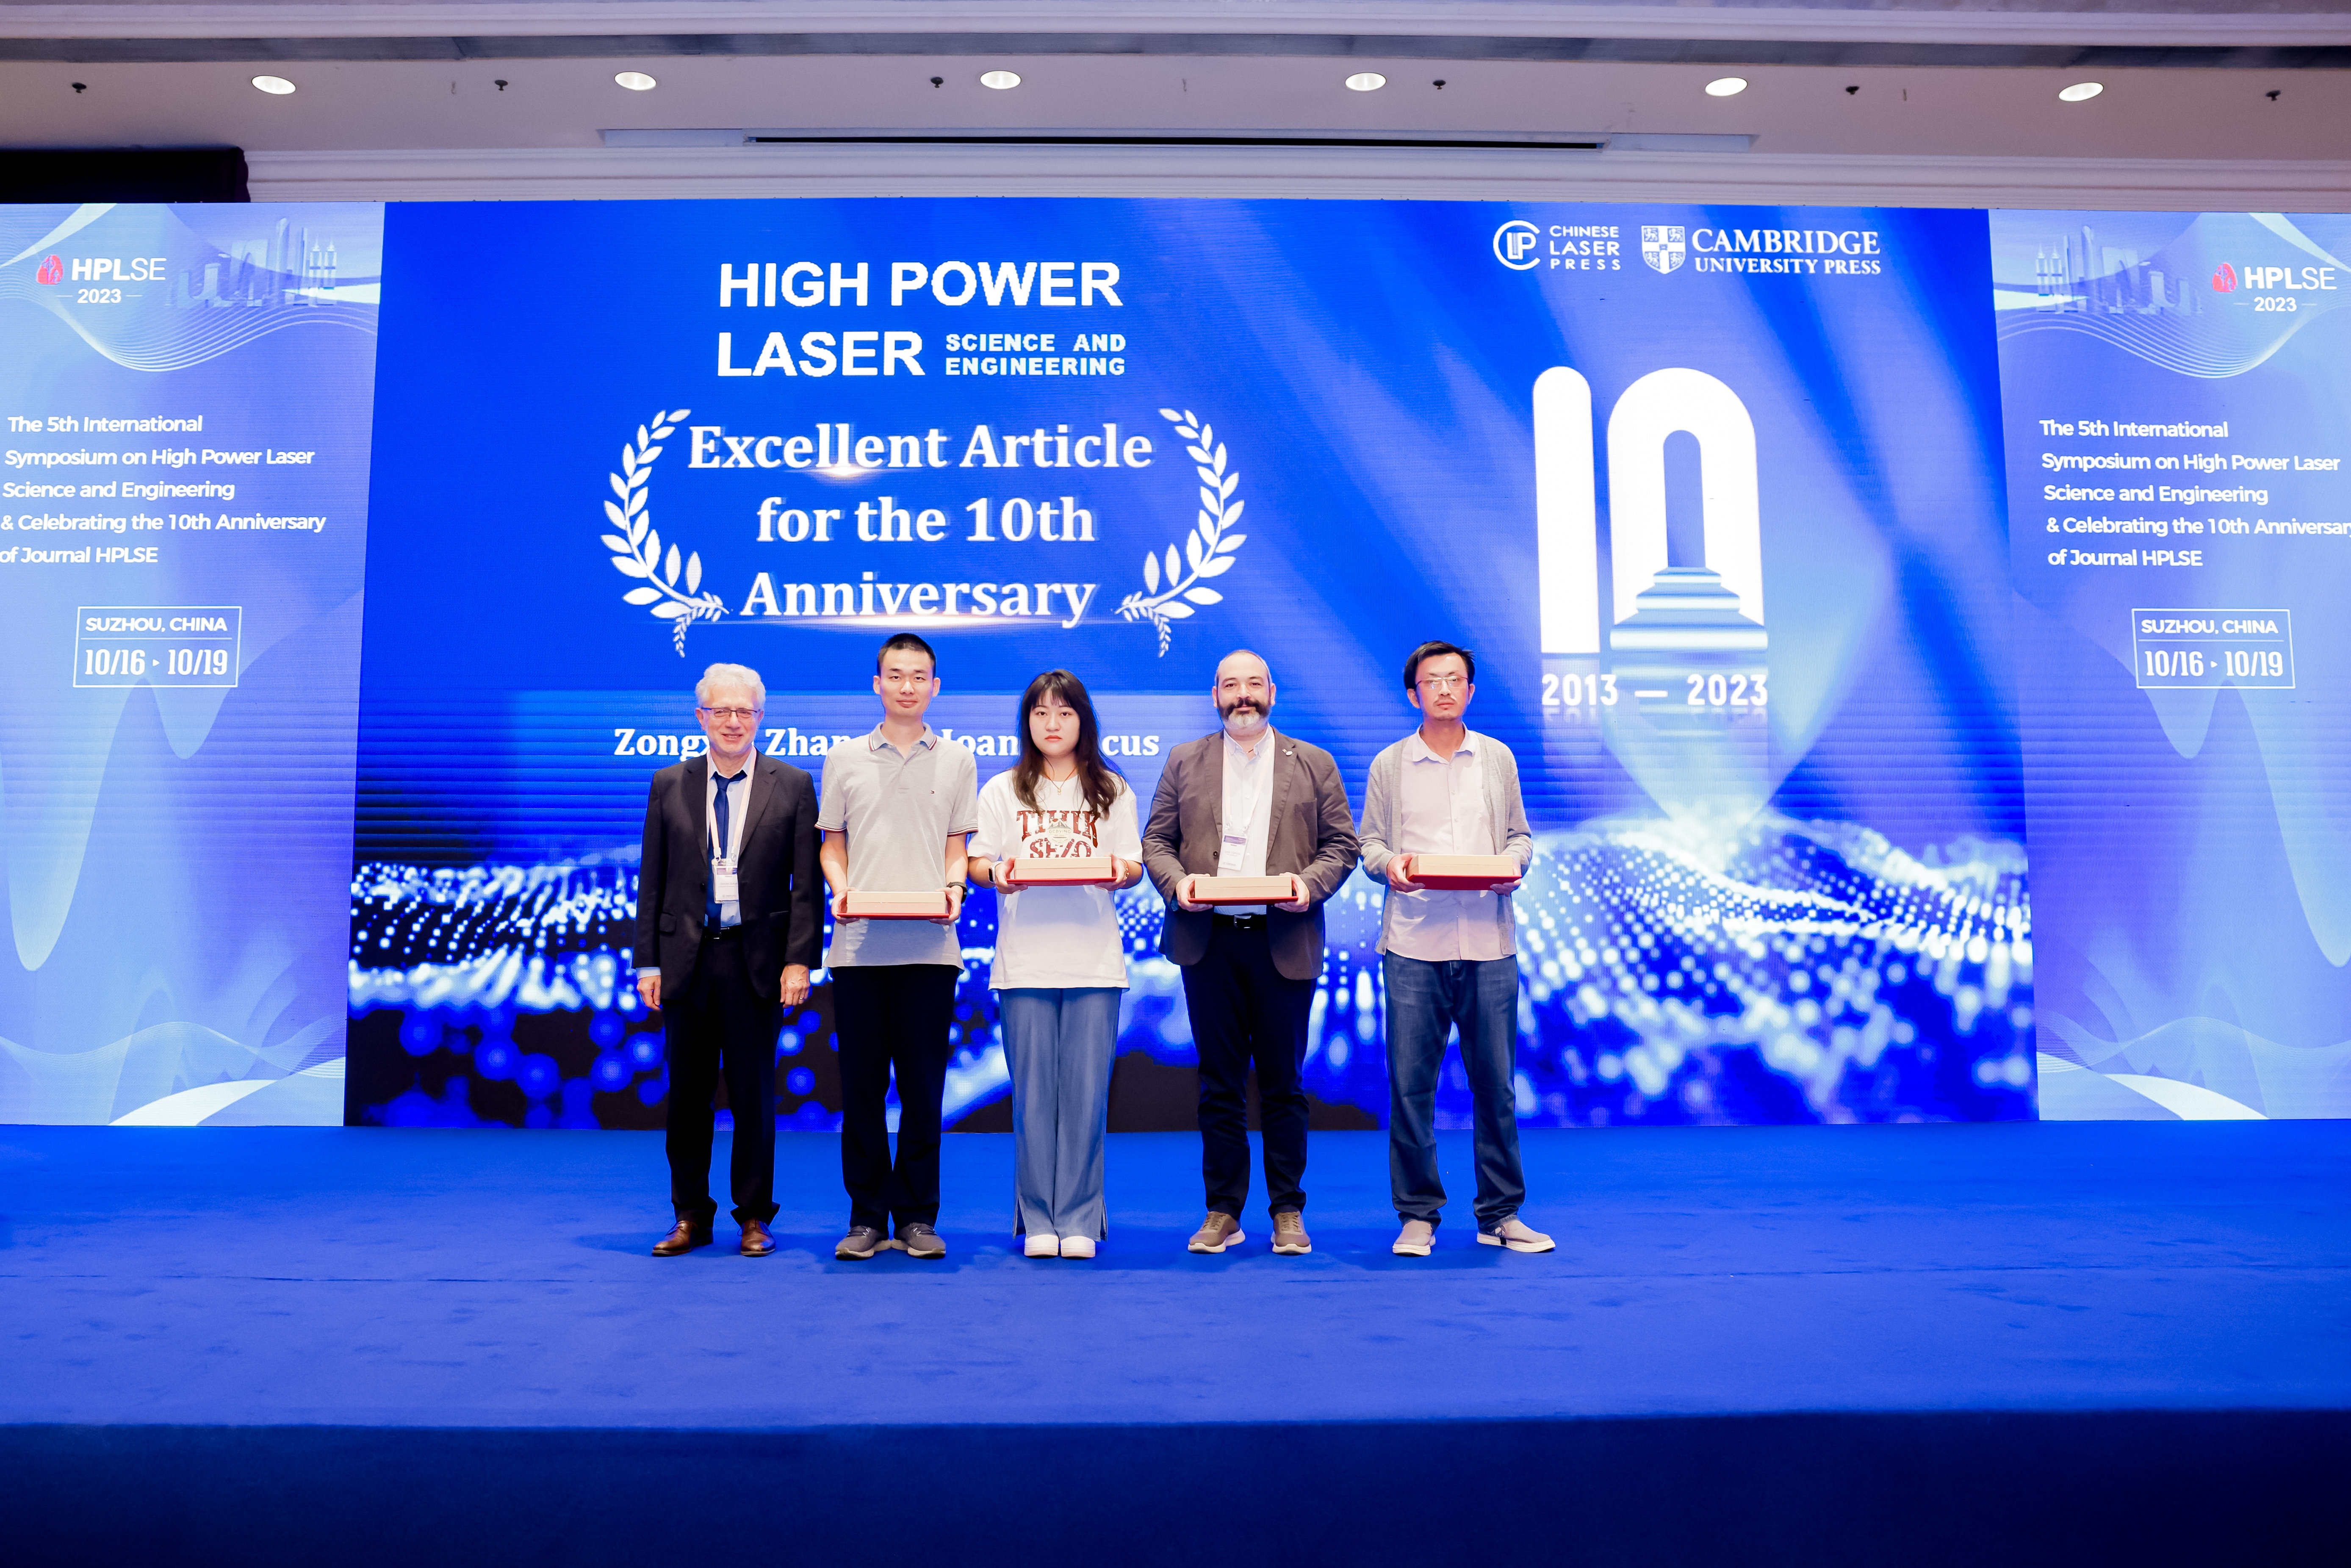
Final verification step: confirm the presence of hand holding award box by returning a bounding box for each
[1405,855,1522,890]
[1001,857,1120,888]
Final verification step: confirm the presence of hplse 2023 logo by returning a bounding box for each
[35,255,64,285]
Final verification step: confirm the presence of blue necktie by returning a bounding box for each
[709,770,745,925]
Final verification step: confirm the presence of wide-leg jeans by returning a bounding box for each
[998,986,1121,1241]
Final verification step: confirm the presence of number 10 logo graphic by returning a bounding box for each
[1533,366,1766,661]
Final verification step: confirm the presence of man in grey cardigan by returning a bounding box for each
[1358,640,1554,1258]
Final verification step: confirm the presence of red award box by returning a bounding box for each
[1002,857,1119,888]
[1191,875,1297,905]
[842,889,951,920]
[1408,854,1521,890]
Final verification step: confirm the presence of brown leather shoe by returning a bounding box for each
[1271,1210,1312,1255]
[651,1219,712,1256]
[739,1220,776,1257]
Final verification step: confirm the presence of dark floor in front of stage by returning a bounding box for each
[2,1122,2346,1430]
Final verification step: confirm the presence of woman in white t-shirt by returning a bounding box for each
[966,669,1144,1258]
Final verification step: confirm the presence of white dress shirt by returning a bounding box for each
[1215,726,1279,914]
[1387,729,1507,963]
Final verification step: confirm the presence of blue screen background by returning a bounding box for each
[351,197,2031,1132]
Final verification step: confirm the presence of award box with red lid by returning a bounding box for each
[1407,855,1521,890]
[1002,857,1119,888]
[1190,875,1297,905]
[842,890,952,920]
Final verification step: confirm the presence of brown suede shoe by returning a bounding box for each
[1187,1212,1246,1253]
[739,1220,776,1257]
[1271,1210,1312,1255]
[652,1219,712,1256]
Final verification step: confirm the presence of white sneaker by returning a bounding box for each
[1023,1233,1060,1258]
[1392,1219,1435,1257]
[1058,1235,1097,1259]
[1477,1216,1555,1254]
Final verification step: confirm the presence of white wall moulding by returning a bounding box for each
[11,32,2351,68]
[597,129,1754,152]
[8,3,2351,49]
[243,143,2351,211]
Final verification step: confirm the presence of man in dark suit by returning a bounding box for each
[635,662,822,1258]
[1143,649,1360,1256]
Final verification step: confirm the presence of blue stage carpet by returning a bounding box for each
[3,1122,2346,1565]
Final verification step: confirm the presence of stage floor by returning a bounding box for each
[5,1121,2348,1563]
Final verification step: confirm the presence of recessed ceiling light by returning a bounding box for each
[981,70,1021,90]
[614,71,658,92]
[1345,72,1387,92]
[2058,80,2104,103]
[1705,77,1748,97]
[251,75,296,95]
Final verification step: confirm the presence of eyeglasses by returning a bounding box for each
[1417,675,1469,692]
[700,706,762,722]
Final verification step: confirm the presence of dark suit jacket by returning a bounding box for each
[634,754,822,1001]
[1142,726,1360,982]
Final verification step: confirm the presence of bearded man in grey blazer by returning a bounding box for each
[1143,649,1359,1257]
[1357,640,1553,1259]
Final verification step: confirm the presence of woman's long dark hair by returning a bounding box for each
[1011,669,1124,818]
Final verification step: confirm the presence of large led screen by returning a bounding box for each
[1991,208,2351,1120]
[0,200,382,1124]
[349,198,2030,1132]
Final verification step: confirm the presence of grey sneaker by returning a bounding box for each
[834,1224,885,1260]
[1478,1216,1556,1254]
[1392,1219,1436,1257]
[896,1220,947,1258]
[1271,1210,1313,1255]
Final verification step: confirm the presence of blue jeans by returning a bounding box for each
[998,987,1121,1240]
[1382,953,1526,1228]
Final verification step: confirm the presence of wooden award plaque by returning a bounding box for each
[1406,854,1521,890]
[841,889,952,920]
[1002,857,1119,888]
[1191,875,1297,905]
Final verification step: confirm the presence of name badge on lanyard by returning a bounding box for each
[712,857,740,903]
[1218,832,1252,873]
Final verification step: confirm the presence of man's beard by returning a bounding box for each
[1220,698,1268,729]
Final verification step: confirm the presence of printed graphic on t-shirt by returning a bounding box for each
[1015,807,1103,858]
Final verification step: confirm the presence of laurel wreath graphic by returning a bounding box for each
[1116,408,1247,655]
[602,408,726,655]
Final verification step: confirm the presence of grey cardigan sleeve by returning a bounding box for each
[1490,740,1534,870]
[1357,742,1401,881]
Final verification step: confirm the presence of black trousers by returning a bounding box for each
[1180,918,1314,1219]
[831,963,958,1231]
[664,931,780,1227]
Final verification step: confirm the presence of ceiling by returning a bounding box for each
[3,1,2348,202]
[3,53,2348,161]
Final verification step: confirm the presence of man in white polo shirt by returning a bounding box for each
[1357,640,1553,1258]
[818,632,979,1262]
